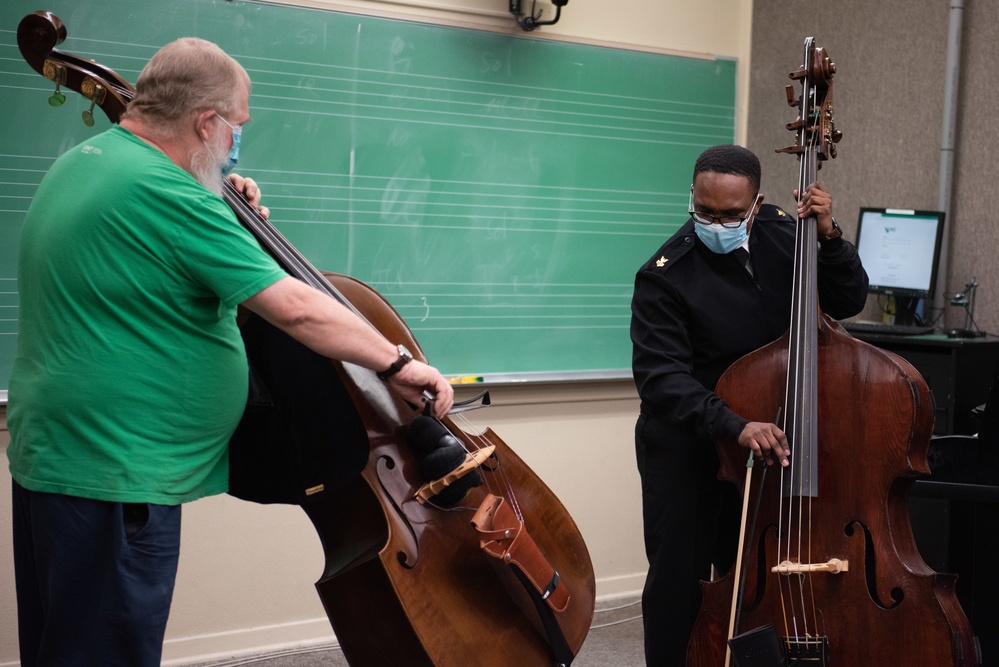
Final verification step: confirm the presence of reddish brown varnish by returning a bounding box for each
[687,38,977,667]
[687,317,978,666]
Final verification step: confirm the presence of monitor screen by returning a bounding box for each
[854,207,946,299]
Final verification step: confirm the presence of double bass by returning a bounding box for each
[17,11,595,666]
[688,39,979,666]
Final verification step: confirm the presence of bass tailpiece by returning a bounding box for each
[727,624,829,667]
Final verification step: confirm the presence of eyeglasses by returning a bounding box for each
[688,186,761,228]
[214,113,243,137]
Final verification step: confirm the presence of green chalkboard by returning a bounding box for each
[0,0,735,389]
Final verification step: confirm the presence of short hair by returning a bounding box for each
[122,37,250,133]
[692,145,761,191]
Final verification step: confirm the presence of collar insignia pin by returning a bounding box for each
[656,256,668,267]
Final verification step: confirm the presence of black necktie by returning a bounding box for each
[732,247,753,276]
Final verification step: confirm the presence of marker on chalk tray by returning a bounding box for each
[450,375,484,384]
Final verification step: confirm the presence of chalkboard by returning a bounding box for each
[0,0,736,390]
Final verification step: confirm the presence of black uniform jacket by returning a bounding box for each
[630,203,868,447]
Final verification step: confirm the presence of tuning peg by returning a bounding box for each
[79,79,106,127]
[776,143,804,156]
[784,85,797,108]
[49,84,65,107]
[42,59,67,106]
[82,99,96,126]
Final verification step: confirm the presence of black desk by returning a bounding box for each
[850,332,999,663]
[910,480,997,666]
[847,332,999,435]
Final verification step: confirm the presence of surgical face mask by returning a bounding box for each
[694,221,749,254]
[688,188,760,254]
[214,114,242,175]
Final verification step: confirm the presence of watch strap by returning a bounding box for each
[377,344,413,380]
[819,217,843,243]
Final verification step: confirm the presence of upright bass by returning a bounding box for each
[17,11,595,666]
[687,38,979,666]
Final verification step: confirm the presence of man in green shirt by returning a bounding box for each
[8,36,454,666]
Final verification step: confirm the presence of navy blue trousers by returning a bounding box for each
[11,481,182,667]
[635,414,741,666]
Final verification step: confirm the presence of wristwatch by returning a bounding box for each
[377,344,413,380]
[819,217,843,243]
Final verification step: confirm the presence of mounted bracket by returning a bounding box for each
[509,0,568,31]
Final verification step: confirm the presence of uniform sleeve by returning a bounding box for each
[630,268,749,443]
[816,236,869,319]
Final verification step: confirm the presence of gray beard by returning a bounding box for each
[188,137,228,195]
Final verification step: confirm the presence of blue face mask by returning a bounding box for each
[694,222,749,254]
[223,129,240,175]
[214,115,242,176]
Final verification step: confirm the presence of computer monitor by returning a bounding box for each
[854,207,946,325]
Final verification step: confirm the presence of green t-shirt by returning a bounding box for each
[7,126,288,504]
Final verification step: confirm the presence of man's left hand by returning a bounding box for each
[227,173,270,219]
[794,182,834,236]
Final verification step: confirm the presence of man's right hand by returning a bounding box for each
[387,360,454,419]
[738,421,790,466]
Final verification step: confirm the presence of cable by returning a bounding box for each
[590,614,644,629]
[199,598,646,664]
[195,643,343,667]
[589,597,643,629]
[592,597,642,614]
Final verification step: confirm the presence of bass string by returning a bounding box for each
[220,148,527,525]
[449,411,523,522]
[222,181,529,521]
[800,109,824,643]
[776,46,826,643]
[221,182,387,344]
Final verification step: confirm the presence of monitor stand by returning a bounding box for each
[893,296,920,326]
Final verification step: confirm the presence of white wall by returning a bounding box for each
[0,0,754,664]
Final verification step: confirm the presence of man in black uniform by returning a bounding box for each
[630,144,868,665]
